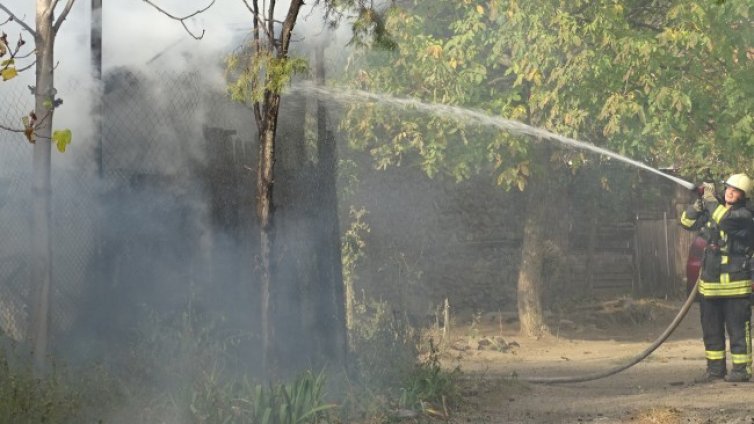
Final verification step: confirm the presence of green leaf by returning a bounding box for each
[52,129,72,153]
[1,67,17,81]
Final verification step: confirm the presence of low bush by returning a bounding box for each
[345,299,462,422]
[398,340,461,414]
[0,345,120,423]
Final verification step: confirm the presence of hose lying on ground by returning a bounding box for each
[518,280,699,384]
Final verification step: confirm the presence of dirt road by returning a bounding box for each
[450,299,754,423]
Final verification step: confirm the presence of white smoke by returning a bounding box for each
[0,0,350,169]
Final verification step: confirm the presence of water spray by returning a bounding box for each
[294,83,704,383]
[292,83,698,192]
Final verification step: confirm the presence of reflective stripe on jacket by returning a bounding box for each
[681,201,754,298]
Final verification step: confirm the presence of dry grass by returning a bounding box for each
[633,407,682,424]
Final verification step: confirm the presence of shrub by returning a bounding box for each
[346,299,462,422]
[398,340,461,415]
[0,345,121,423]
[180,369,336,424]
[349,299,418,392]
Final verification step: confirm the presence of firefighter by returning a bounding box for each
[681,173,754,382]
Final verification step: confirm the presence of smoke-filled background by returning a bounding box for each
[0,0,689,360]
[0,1,702,422]
[0,0,341,343]
[0,2,366,421]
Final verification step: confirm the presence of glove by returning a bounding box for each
[702,182,717,203]
[692,197,704,212]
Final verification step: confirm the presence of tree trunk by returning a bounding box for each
[29,0,55,372]
[269,91,308,373]
[252,0,304,376]
[91,0,103,177]
[516,81,551,338]
[585,208,598,292]
[312,44,347,367]
[516,149,551,338]
[258,97,280,375]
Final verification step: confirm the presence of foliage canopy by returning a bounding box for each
[339,0,754,186]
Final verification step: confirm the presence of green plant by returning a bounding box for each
[245,370,336,424]
[349,298,418,393]
[119,287,248,394]
[345,298,463,422]
[178,369,337,424]
[0,347,120,423]
[342,206,371,333]
[134,367,336,424]
[185,365,245,424]
[0,358,81,423]
[398,339,461,416]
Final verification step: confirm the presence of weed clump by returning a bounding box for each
[345,299,462,421]
[0,344,120,423]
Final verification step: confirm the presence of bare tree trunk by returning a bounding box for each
[313,44,347,367]
[29,0,55,372]
[585,206,598,292]
[258,110,278,375]
[344,269,355,336]
[516,149,551,338]
[91,0,102,177]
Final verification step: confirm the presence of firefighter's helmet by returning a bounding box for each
[725,173,754,199]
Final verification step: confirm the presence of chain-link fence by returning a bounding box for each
[0,62,259,354]
[0,78,35,342]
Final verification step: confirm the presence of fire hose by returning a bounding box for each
[519,280,700,384]
[517,178,709,383]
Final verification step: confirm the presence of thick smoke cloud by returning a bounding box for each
[0,0,351,353]
[1,0,249,169]
[0,0,348,166]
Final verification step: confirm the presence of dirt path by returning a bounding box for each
[448,300,754,423]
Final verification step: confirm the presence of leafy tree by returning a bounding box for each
[226,0,393,374]
[338,0,754,335]
[226,0,308,374]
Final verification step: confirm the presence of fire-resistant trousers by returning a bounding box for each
[700,296,752,373]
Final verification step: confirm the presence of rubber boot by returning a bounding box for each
[724,364,751,382]
[695,359,726,383]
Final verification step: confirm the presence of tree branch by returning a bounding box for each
[248,0,263,129]
[627,18,662,33]
[268,0,275,47]
[142,0,216,40]
[0,123,25,134]
[17,60,36,73]
[53,0,77,33]
[0,33,31,76]
[251,0,260,53]
[241,0,255,16]
[280,0,304,56]
[14,48,36,60]
[0,4,37,37]
[241,0,274,41]
[0,112,53,142]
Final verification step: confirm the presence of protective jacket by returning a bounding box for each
[681,199,754,297]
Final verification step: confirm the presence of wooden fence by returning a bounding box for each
[579,215,695,298]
